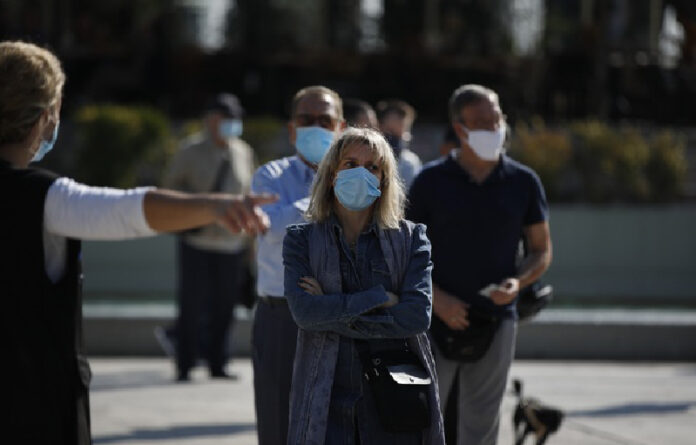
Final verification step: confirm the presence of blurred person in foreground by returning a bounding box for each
[283,127,444,444]
[162,93,256,381]
[376,99,422,190]
[250,85,345,445]
[0,40,274,445]
[343,98,378,129]
[406,84,552,445]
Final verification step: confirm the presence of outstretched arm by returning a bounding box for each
[43,177,276,240]
[283,226,391,336]
[143,190,276,235]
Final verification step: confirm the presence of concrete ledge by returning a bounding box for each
[83,304,696,360]
[516,308,696,360]
[84,303,253,356]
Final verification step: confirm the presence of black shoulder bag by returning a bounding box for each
[356,340,432,433]
[515,238,554,321]
[516,282,553,321]
[430,306,501,362]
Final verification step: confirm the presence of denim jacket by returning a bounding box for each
[282,218,445,445]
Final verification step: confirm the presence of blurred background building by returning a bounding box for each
[3,0,696,195]
[2,0,696,122]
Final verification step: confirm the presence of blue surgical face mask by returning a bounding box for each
[295,126,335,164]
[32,120,60,163]
[334,166,382,211]
[219,118,243,138]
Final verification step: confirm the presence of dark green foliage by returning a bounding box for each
[509,119,686,203]
[73,105,174,188]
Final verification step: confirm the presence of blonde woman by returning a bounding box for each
[0,40,274,444]
[282,128,444,444]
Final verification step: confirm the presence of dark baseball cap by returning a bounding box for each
[206,93,244,118]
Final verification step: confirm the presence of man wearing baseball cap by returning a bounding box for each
[162,92,256,381]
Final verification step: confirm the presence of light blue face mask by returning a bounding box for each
[219,119,243,138]
[295,126,335,164]
[334,166,382,211]
[32,121,60,163]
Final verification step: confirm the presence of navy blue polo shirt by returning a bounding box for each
[406,153,548,318]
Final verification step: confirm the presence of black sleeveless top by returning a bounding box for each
[0,159,90,443]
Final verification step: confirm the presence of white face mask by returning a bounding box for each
[462,125,506,161]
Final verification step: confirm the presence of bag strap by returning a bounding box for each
[354,340,377,380]
[355,340,372,363]
[210,157,231,192]
[356,339,413,369]
[177,157,230,238]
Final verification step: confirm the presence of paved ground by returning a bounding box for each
[90,358,696,445]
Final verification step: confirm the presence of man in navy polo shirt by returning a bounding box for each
[407,84,552,445]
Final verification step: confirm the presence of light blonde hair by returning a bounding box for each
[306,127,405,229]
[0,41,65,146]
[291,85,343,121]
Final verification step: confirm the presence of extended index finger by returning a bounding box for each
[238,198,273,235]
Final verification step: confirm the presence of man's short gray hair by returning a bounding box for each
[448,84,500,122]
[291,85,343,120]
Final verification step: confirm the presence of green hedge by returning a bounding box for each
[69,108,687,204]
[241,116,286,165]
[509,119,687,203]
[73,105,174,188]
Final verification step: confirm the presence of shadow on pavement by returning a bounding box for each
[93,423,256,443]
[569,401,696,417]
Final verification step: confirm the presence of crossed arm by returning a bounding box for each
[282,225,433,339]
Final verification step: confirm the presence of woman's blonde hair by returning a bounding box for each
[306,127,405,229]
[0,41,65,146]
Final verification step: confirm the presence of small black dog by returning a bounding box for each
[512,379,564,445]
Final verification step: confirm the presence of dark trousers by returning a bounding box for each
[13,374,91,444]
[252,298,298,445]
[176,241,243,375]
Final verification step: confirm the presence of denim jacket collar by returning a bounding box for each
[328,212,379,238]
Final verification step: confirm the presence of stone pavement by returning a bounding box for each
[90,358,696,445]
